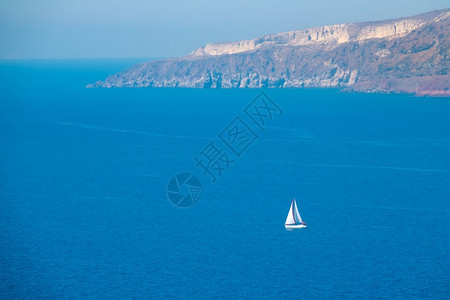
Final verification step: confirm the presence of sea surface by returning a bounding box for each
[1,59,449,299]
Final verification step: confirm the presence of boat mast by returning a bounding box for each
[292,199,296,223]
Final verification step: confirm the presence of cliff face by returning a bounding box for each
[190,18,425,57]
[89,9,450,96]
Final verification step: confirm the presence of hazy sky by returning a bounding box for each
[1,0,448,59]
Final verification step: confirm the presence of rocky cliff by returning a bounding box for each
[89,9,450,96]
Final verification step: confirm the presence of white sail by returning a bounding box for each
[285,201,295,225]
[293,200,303,223]
[285,198,307,228]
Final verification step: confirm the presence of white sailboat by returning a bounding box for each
[285,198,307,229]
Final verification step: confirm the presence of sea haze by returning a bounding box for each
[1,59,449,298]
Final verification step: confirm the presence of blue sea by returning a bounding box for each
[1,59,449,299]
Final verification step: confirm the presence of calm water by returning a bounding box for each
[1,60,449,299]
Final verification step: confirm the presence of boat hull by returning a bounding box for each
[285,224,307,229]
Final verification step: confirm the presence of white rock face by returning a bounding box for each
[190,24,353,56]
[194,40,257,56]
[190,11,449,57]
[375,49,391,58]
[357,19,423,41]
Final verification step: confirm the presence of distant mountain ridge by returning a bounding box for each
[89,9,450,96]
